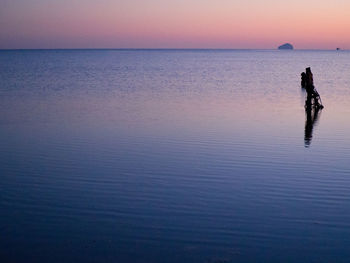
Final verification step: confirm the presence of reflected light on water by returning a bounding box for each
[1,50,350,263]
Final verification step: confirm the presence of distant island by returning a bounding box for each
[278,43,294,50]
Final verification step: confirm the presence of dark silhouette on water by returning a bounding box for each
[301,67,324,109]
[304,106,322,147]
[301,72,307,87]
[300,67,323,147]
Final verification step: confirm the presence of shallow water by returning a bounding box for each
[1,49,350,262]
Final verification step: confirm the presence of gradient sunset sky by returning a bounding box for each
[0,0,349,49]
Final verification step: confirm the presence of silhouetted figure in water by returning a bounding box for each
[301,72,307,87]
[300,67,324,147]
[304,106,322,147]
[301,67,323,109]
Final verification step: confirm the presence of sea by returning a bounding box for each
[1,49,350,263]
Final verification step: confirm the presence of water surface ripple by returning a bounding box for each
[1,50,350,263]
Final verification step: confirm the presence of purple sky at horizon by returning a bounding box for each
[0,0,349,49]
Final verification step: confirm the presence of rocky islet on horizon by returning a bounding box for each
[278,43,294,50]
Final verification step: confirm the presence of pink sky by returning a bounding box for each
[0,0,349,49]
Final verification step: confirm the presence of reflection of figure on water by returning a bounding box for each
[301,67,323,147]
[304,106,322,147]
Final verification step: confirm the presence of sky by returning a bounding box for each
[0,0,349,49]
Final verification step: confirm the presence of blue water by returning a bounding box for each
[1,49,350,263]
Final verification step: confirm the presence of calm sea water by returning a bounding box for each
[1,49,350,263]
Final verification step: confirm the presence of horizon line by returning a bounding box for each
[0,48,347,51]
